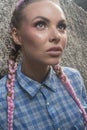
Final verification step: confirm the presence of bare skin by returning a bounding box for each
[12,0,67,82]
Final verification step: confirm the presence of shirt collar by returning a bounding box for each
[42,66,57,92]
[17,64,57,97]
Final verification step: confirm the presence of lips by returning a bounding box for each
[47,46,62,52]
[46,46,63,57]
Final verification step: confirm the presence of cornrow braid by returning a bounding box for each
[10,0,35,29]
[16,0,25,9]
[10,0,55,29]
[53,64,87,127]
[6,44,20,130]
[7,1,22,129]
[6,0,33,129]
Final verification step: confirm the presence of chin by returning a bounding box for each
[46,58,61,66]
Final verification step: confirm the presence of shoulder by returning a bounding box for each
[53,66,84,86]
[62,67,83,83]
[62,66,81,77]
[62,67,86,97]
[62,67,87,104]
[62,66,84,86]
[0,75,7,97]
[53,66,83,87]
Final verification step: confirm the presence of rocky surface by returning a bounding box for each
[0,0,87,88]
[73,0,87,11]
[59,0,87,88]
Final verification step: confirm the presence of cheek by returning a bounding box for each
[20,28,49,58]
[61,33,67,49]
[21,27,48,48]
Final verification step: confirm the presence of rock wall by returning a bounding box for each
[60,0,87,88]
[73,0,87,11]
[0,0,87,88]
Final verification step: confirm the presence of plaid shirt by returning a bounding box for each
[0,65,87,130]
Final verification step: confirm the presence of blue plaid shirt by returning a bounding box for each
[0,65,87,130]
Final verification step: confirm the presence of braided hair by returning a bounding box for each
[6,0,87,130]
[7,1,31,130]
[7,0,51,129]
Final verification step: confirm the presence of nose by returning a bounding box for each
[49,27,61,44]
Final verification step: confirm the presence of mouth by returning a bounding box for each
[46,46,63,57]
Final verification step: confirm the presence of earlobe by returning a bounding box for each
[11,27,22,46]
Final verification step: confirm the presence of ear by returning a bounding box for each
[11,27,22,46]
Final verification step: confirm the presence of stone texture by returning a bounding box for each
[0,0,87,88]
[59,0,87,88]
[73,0,87,11]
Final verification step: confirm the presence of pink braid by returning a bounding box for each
[53,64,87,127]
[16,0,25,9]
[7,59,17,130]
[6,61,87,129]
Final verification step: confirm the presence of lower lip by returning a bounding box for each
[46,51,62,57]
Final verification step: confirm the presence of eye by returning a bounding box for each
[57,23,67,31]
[34,21,47,30]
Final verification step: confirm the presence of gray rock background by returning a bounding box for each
[0,0,87,88]
[73,0,87,11]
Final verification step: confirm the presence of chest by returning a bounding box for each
[13,86,85,130]
[0,86,85,130]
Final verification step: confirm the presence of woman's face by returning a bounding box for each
[16,0,67,65]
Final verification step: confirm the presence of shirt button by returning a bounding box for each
[58,128,60,130]
[47,102,50,105]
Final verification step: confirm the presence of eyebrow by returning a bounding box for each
[32,16,66,23]
[58,19,67,24]
[32,16,50,23]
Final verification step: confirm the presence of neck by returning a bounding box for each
[21,60,50,83]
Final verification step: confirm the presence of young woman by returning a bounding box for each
[0,0,87,130]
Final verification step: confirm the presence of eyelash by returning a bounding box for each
[34,21,47,30]
[34,21,67,31]
[57,23,67,31]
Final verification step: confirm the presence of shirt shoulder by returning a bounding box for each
[62,67,83,84]
[62,67,81,77]
[62,67,86,100]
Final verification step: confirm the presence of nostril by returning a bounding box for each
[49,35,60,44]
[49,27,61,44]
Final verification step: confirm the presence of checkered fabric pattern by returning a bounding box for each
[0,65,87,130]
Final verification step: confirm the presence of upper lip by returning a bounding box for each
[46,46,62,52]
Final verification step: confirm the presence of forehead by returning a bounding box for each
[22,0,66,21]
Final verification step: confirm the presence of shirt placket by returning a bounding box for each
[40,86,60,130]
